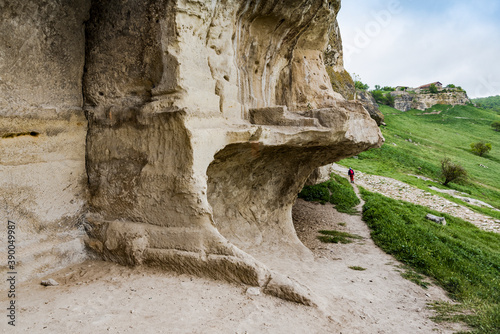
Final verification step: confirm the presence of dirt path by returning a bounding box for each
[1,173,470,333]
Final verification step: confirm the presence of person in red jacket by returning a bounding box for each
[348,167,355,183]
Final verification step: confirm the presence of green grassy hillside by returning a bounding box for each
[473,95,500,113]
[362,189,500,333]
[339,104,500,211]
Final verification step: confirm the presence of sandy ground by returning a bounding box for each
[1,182,470,333]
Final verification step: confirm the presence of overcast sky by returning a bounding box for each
[337,0,500,98]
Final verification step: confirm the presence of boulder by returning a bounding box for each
[356,90,384,125]
[426,214,447,225]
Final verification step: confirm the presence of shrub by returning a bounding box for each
[371,90,394,107]
[429,84,438,94]
[385,92,395,107]
[298,174,360,214]
[470,141,492,157]
[492,121,500,132]
[297,183,329,203]
[440,158,467,186]
[353,73,369,91]
[371,90,384,103]
[355,80,369,91]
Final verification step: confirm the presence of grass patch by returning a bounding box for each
[339,104,500,210]
[397,265,431,289]
[429,301,474,329]
[299,173,360,214]
[317,230,363,244]
[361,188,500,333]
[348,266,367,271]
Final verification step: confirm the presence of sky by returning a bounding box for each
[337,0,500,98]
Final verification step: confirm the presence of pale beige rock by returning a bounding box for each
[0,0,89,281]
[1,0,383,303]
[391,90,471,111]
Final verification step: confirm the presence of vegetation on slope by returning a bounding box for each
[298,102,500,332]
[298,174,360,214]
[338,104,500,212]
[361,188,500,333]
[473,95,500,113]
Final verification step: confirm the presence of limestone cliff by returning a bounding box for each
[355,90,384,125]
[0,0,89,278]
[391,89,471,111]
[1,0,383,303]
[323,5,356,101]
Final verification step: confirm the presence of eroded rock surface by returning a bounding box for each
[1,0,383,303]
[355,89,384,125]
[0,0,89,280]
[391,90,471,111]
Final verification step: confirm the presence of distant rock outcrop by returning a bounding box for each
[390,86,471,111]
[356,90,384,125]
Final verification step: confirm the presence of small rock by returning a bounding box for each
[41,278,59,286]
[246,287,261,296]
[425,214,446,225]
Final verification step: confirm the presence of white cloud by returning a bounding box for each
[338,0,500,97]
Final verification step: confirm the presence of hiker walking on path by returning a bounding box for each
[348,168,355,183]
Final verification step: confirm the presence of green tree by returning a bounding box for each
[371,90,384,104]
[385,93,395,107]
[355,80,369,91]
[440,158,467,186]
[492,121,500,132]
[470,141,492,157]
[429,84,438,94]
[353,73,369,91]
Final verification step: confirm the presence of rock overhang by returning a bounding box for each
[1,0,383,304]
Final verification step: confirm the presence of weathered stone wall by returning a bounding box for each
[324,4,356,101]
[355,90,384,125]
[1,0,383,302]
[0,0,90,280]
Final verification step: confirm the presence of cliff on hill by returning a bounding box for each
[0,0,382,304]
[390,84,471,111]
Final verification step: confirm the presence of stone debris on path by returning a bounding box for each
[41,278,59,286]
[329,164,500,233]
